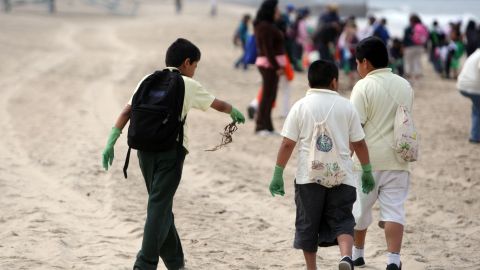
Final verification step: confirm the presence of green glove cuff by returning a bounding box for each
[230,107,245,124]
[273,165,284,178]
[361,163,372,172]
[106,127,121,147]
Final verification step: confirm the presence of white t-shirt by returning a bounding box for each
[457,49,480,95]
[128,68,215,151]
[281,89,365,187]
[350,68,413,171]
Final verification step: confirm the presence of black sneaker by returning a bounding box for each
[386,262,402,270]
[469,139,480,144]
[353,257,365,268]
[339,257,354,270]
[247,105,256,120]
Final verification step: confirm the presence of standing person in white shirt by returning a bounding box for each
[457,47,480,143]
[268,60,375,270]
[350,36,414,270]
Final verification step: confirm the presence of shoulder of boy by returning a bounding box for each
[351,79,368,95]
[287,99,302,117]
[181,75,202,90]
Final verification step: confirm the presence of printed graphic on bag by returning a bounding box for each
[316,134,333,152]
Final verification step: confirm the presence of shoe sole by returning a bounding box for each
[339,261,352,270]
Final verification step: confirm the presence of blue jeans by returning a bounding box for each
[460,90,480,142]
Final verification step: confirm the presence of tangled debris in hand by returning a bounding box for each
[205,122,238,151]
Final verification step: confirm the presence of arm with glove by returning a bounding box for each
[351,139,375,194]
[269,137,296,196]
[102,105,131,171]
[210,98,245,124]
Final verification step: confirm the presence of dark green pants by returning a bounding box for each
[133,147,186,270]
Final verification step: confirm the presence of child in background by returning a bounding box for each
[446,27,465,79]
[234,14,251,70]
[338,19,359,89]
[101,38,245,270]
[269,60,374,270]
[429,20,446,74]
[389,38,404,77]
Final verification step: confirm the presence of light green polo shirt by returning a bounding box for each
[350,68,414,171]
[128,68,215,151]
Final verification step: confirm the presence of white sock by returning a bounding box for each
[352,247,364,260]
[387,252,401,267]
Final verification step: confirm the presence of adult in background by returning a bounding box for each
[281,4,303,72]
[358,16,376,41]
[253,0,286,135]
[465,20,479,57]
[293,7,312,69]
[337,18,359,89]
[314,4,341,62]
[210,0,217,16]
[457,46,480,144]
[350,37,414,270]
[175,0,181,14]
[403,14,428,82]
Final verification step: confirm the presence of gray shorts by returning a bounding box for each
[294,182,356,252]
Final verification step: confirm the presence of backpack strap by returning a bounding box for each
[123,147,131,179]
[304,98,337,124]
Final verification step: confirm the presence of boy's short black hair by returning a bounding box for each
[165,38,201,67]
[308,60,338,88]
[355,36,389,68]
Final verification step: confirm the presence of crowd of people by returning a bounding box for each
[233,3,480,84]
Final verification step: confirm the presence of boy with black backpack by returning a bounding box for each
[101,38,245,270]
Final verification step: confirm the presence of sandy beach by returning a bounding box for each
[0,1,479,269]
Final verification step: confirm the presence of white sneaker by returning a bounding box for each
[255,130,272,136]
[255,130,281,136]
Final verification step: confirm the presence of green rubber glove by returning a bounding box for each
[102,127,121,171]
[361,163,375,194]
[230,107,245,124]
[269,165,285,196]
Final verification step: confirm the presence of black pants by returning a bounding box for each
[294,183,356,252]
[134,147,187,270]
[256,67,279,132]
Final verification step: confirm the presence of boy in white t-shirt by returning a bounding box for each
[268,60,374,270]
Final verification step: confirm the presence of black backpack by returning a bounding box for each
[123,69,186,178]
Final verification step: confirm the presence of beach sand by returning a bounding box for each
[0,1,479,269]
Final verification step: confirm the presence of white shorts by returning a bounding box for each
[353,171,410,230]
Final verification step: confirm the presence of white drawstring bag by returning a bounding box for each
[393,104,419,162]
[368,89,419,163]
[307,100,346,188]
